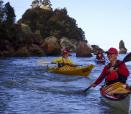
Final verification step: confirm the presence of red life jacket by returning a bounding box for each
[105,60,129,84]
[94,60,129,86]
[106,71,118,81]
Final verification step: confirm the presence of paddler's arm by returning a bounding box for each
[63,59,79,67]
[90,66,108,87]
[64,63,79,67]
[51,57,62,64]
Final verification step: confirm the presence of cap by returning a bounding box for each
[106,48,118,55]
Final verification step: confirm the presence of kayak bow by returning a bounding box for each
[100,82,131,112]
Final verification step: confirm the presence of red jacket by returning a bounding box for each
[94,60,129,85]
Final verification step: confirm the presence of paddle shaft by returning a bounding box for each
[38,60,83,66]
[83,85,92,92]
[123,52,131,63]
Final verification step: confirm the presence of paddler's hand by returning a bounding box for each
[90,83,96,87]
[109,67,118,72]
[58,63,64,67]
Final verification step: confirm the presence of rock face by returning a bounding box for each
[60,37,77,52]
[0,3,103,57]
[91,45,104,55]
[41,36,61,56]
[16,7,86,56]
[76,40,92,57]
[119,40,127,54]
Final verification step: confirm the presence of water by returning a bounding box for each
[0,54,131,114]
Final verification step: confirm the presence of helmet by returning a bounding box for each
[62,50,68,55]
[98,51,102,54]
[107,47,118,55]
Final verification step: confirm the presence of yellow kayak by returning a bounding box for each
[48,64,94,76]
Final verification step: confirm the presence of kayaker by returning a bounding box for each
[51,49,77,67]
[91,47,129,87]
[96,51,105,61]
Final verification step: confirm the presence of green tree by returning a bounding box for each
[49,8,85,40]
[0,0,4,22]
[4,2,16,25]
[42,0,52,8]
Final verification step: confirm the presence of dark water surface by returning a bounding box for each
[0,54,131,114]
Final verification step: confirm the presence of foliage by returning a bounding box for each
[4,2,16,25]
[0,1,17,52]
[0,0,4,23]
[42,0,52,7]
[0,1,86,56]
[20,7,85,41]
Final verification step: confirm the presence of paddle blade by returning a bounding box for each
[123,52,131,63]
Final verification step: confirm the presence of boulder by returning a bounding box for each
[15,46,30,56]
[29,44,45,56]
[91,45,104,55]
[41,36,61,56]
[60,37,77,52]
[119,40,127,54]
[76,40,93,57]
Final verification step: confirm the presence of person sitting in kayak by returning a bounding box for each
[91,47,129,87]
[96,51,105,61]
[52,49,77,67]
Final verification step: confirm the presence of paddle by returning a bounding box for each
[123,52,131,63]
[37,60,58,66]
[83,52,131,93]
[37,60,83,67]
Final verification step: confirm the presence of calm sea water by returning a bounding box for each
[0,54,131,114]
